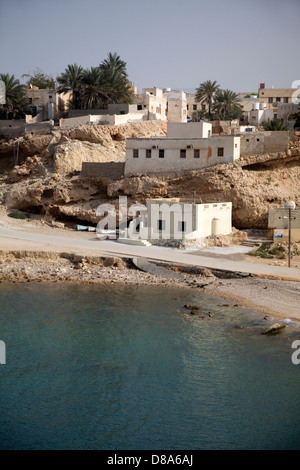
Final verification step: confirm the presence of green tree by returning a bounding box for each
[99,52,133,105]
[263,118,288,131]
[22,67,55,89]
[56,63,84,109]
[79,67,108,109]
[195,80,220,119]
[213,89,243,120]
[0,73,31,119]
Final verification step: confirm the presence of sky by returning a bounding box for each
[0,0,299,93]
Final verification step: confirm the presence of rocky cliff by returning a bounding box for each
[0,122,299,229]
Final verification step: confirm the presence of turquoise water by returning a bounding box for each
[0,283,299,450]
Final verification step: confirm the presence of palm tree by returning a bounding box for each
[56,64,84,109]
[80,67,108,109]
[263,118,288,131]
[213,89,243,120]
[99,52,133,105]
[0,73,30,119]
[195,80,220,119]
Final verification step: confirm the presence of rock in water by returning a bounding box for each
[262,323,286,335]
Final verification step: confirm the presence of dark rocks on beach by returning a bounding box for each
[184,304,201,310]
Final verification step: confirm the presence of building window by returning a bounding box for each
[194,149,200,158]
[137,104,143,110]
[158,220,166,231]
[159,149,165,158]
[268,97,273,103]
[202,104,206,111]
[235,143,238,148]
[257,138,260,142]
[276,97,281,102]
[133,149,139,158]
[180,149,186,159]
[217,147,224,157]
[146,149,151,158]
[49,95,53,99]
[178,221,186,233]
[284,97,289,103]
[193,104,197,110]
[187,104,189,110]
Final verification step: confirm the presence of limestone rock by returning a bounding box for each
[262,323,286,335]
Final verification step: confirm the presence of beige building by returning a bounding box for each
[257,85,298,118]
[132,87,167,121]
[125,121,240,175]
[268,208,300,242]
[25,87,71,121]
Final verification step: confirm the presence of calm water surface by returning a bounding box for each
[0,283,299,450]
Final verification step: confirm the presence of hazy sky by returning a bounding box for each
[1,0,299,93]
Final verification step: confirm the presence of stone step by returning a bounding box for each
[117,238,151,247]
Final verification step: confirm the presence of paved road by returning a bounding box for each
[0,227,300,281]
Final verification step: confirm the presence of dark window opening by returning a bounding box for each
[180,149,186,159]
[146,149,151,158]
[158,220,166,231]
[137,104,142,110]
[217,147,224,157]
[159,149,165,158]
[194,149,200,158]
[178,221,186,232]
[133,149,139,158]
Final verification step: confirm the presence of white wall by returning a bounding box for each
[167,122,212,139]
[125,136,240,175]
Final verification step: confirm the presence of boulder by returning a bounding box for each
[262,323,286,335]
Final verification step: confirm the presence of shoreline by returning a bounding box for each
[1,247,300,324]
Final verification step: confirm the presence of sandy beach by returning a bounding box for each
[0,211,299,323]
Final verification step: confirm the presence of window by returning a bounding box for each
[276,97,281,102]
[137,104,142,110]
[194,149,200,158]
[159,149,164,159]
[133,149,139,158]
[202,104,206,111]
[49,95,53,99]
[217,147,224,157]
[284,97,289,103]
[158,220,166,231]
[186,104,189,110]
[146,149,151,158]
[180,149,186,158]
[235,143,238,148]
[268,97,273,103]
[193,104,197,110]
[178,221,186,233]
[257,138,260,142]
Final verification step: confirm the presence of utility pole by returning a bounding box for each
[279,201,296,268]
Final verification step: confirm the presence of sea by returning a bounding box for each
[0,282,299,450]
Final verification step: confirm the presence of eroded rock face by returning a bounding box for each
[1,122,300,229]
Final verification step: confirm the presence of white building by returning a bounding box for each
[123,199,232,246]
[125,121,240,175]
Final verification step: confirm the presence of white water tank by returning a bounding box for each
[212,218,222,236]
[284,201,296,210]
[252,102,260,110]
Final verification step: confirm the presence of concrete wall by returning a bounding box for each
[240,131,289,155]
[167,122,212,139]
[25,120,54,134]
[60,112,149,128]
[0,120,25,138]
[125,135,240,175]
[81,162,125,179]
